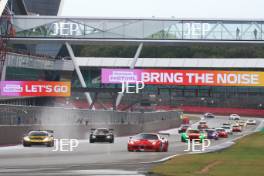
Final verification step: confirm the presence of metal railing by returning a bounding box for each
[0,104,182,125]
[5,52,74,71]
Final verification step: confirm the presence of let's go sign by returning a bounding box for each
[101,69,264,87]
[0,81,71,97]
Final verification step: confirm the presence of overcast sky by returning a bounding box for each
[60,0,264,19]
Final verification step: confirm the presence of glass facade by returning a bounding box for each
[9,17,264,41]
[8,0,61,15]
[23,0,61,16]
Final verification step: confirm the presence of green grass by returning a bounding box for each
[151,132,264,176]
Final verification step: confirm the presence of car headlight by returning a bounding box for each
[23,136,30,141]
[129,140,134,144]
[43,137,50,142]
[92,135,96,139]
[152,141,159,145]
[106,135,111,139]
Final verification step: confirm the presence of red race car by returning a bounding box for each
[216,128,228,138]
[127,133,168,152]
[198,121,209,130]
[232,125,242,132]
[178,125,191,133]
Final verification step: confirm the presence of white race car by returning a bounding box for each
[222,126,233,134]
[204,113,215,118]
[229,114,240,120]
[238,120,247,128]
[246,119,256,125]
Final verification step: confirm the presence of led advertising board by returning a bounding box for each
[101,69,264,86]
[0,81,71,97]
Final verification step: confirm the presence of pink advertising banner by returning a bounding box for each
[0,81,71,97]
[101,68,264,87]
[101,69,143,83]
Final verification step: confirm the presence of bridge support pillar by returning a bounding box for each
[65,42,93,107]
[115,43,144,108]
[0,59,7,81]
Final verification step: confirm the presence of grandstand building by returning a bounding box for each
[0,0,264,113]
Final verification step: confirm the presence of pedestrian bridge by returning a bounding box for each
[4,16,264,44]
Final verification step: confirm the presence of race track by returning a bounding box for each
[0,115,262,176]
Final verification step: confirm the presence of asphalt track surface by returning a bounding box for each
[0,115,262,176]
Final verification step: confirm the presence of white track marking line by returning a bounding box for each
[0,145,22,150]
[62,169,144,175]
[140,154,181,164]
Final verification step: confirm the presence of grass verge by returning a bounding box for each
[151,132,264,176]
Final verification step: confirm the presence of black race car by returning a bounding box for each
[90,128,114,143]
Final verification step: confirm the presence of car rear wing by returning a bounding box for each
[34,130,54,133]
[158,132,170,136]
[222,123,231,126]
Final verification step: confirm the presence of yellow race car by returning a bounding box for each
[238,120,247,128]
[23,130,54,147]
